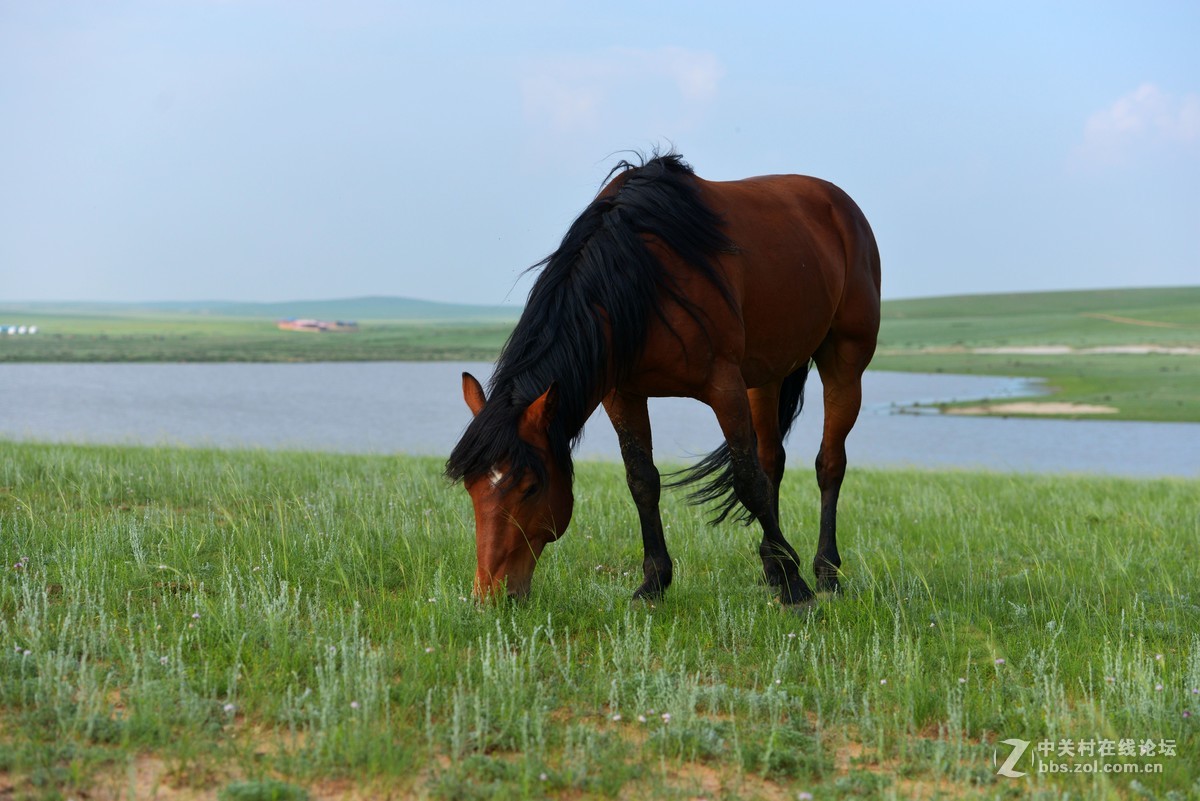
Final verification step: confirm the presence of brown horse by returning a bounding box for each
[447,153,880,604]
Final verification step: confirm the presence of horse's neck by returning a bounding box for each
[551,373,612,450]
[570,385,610,442]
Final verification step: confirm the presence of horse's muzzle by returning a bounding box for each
[474,566,533,601]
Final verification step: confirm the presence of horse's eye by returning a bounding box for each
[521,484,539,500]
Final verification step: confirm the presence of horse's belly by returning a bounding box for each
[737,262,840,387]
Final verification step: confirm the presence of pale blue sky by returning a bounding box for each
[2,1,1197,305]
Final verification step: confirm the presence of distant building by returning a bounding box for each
[276,318,359,333]
[1,324,37,335]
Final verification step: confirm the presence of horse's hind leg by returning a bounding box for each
[604,391,672,599]
[811,336,873,592]
[748,385,787,587]
[706,373,813,605]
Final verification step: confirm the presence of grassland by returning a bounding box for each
[871,286,1200,422]
[0,310,513,363]
[1,441,1197,799]
[3,287,1199,421]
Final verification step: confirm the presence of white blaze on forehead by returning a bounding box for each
[489,467,506,488]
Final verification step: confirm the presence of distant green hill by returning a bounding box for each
[883,286,1199,320]
[879,285,1200,349]
[0,296,520,323]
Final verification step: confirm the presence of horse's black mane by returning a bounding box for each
[445,152,734,490]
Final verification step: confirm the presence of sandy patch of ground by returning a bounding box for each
[12,756,408,801]
[948,402,1118,416]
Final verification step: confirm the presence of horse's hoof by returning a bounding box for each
[632,583,666,601]
[781,595,822,616]
[815,574,841,593]
[779,579,815,606]
[813,558,841,593]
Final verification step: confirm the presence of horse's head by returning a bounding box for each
[459,372,574,599]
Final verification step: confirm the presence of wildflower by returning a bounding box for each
[661,713,671,722]
[1155,653,1164,661]
[774,679,782,685]
[637,715,647,723]
[994,658,1006,666]
[425,647,434,653]
[350,701,360,710]
[1193,688,1200,695]
[799,793,814,801]
[192,612,201,620]
[158,564,168,570]
[539,773,548,781]
[329,646,337,654]
[1184,711,1192,718]
[223,703,236,713]
[1155,683,1164,691]
[787,632,796,639]
[958,677,967,684]
[880,679,887,685]
[611,713,621,722]
[1105,676,1116,684]
[23,649,31,656]
[427,597,436,603]
[159,656,169,665]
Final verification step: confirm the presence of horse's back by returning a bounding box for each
[620,169,879,396]
[707,173,878,306]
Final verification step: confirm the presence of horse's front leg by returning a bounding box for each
[604,391,672,600]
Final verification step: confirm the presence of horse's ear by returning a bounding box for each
[519,383,558,436]
[462,372,487,417]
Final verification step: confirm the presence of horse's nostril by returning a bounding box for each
[505,576,532,599]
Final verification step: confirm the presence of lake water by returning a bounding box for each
[0,362,1196,478]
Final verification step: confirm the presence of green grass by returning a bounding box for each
[872,352,1198,422]
[1,441,1197,799]
[0,311,513,362]
[878,287,1200,349]
[872,286,1200,422]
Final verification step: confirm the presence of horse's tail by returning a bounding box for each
[667,362,811,525]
